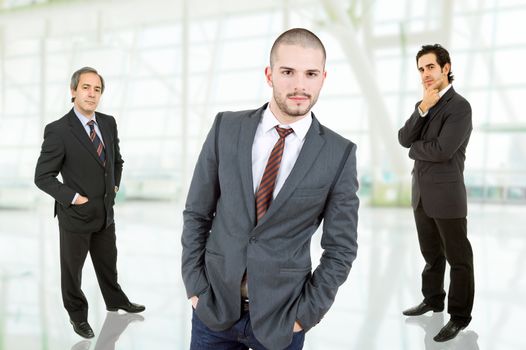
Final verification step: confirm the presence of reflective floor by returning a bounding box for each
[0,201,524,350]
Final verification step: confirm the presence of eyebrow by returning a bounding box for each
[418,63,435,70]
[81,83,102,89]
[279,66,321,73]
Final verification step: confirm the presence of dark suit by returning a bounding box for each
[398,87,474,324]
[182,104,359,349]
[35,108,129,322]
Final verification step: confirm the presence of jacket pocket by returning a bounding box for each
[292,187,326,198]
[69,200,96,222]
[432,172,459,184]
[205,248,224,258]
[280,266,312,274]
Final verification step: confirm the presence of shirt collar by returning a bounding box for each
[439,84,452,98]
[73,107,97,126]
[262,106,312,141]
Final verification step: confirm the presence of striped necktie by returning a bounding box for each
[255,126,294,222]
[87,120,106,166]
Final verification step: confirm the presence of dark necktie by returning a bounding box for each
[255,126,294,221]
[87,120,106,166]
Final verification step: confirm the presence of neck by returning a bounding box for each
[74,106,95,120]
[439,83,451,95]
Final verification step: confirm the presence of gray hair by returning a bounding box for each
[70,67,105,102]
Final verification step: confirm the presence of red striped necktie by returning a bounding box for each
[87,120,106,166]
[255,126,294,221]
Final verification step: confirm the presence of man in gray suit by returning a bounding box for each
[181,28,359,350]
[399,44,474,343]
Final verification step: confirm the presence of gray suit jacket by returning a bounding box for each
[398,87,472,218]
[181,104,359,349]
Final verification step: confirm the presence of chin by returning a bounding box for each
[288,110,309,118]
[287,105,309,115]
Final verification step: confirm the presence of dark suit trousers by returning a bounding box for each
[59,223,129,322]
[413,204,474,325]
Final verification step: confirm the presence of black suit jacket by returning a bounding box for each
[398,87,472,218]
[35,109,123,233]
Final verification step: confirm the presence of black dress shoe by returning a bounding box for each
[433,320,466,342]
[70,320,95,339]
[402,302,443,316]
[107,302,145,313]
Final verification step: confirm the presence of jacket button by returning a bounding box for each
[104,194,107,198]
[249,236,257,244]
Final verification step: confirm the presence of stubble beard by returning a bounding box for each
[273,91,318,119]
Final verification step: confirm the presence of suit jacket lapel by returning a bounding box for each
[256,115,326,228]
[238,104,266,225]
[96,113,113,166]
[421,87,456,135]
[68,109,105,168]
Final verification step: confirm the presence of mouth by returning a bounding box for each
[287,93,310,103]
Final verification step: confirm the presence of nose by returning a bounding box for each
[421,70,431,80]
[292,75,307,91]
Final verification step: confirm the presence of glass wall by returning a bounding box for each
[0,0,524,207]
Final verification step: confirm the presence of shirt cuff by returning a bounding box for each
[71,193,79,205]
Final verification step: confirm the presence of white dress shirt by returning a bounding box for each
[418,84,452,117]
[251,106,312,198]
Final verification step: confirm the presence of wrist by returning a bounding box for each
[293,320,303,332]
[72,193,80,205]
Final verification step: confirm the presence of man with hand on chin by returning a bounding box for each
[399,44,474,343]
[182,28,359,350]
[35,67,144,339]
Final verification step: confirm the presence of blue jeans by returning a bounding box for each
[190,309,305,350]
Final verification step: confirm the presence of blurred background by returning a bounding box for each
[0,0,524,349]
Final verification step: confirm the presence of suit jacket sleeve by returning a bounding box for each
[34,124,76,206]
[112,117,124,188]
[296,143,359,331]
[408,102,472,162]
[398,102,427,148]
[181,113,222,298]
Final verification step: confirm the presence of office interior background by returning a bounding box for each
[0,0,524,349]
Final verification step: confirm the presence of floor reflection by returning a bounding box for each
[405,313,479,350]
[0,202,524,349]
[71,340,91,350]
[70,312,144,350]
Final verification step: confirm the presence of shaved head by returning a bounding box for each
[270,28,326,68]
